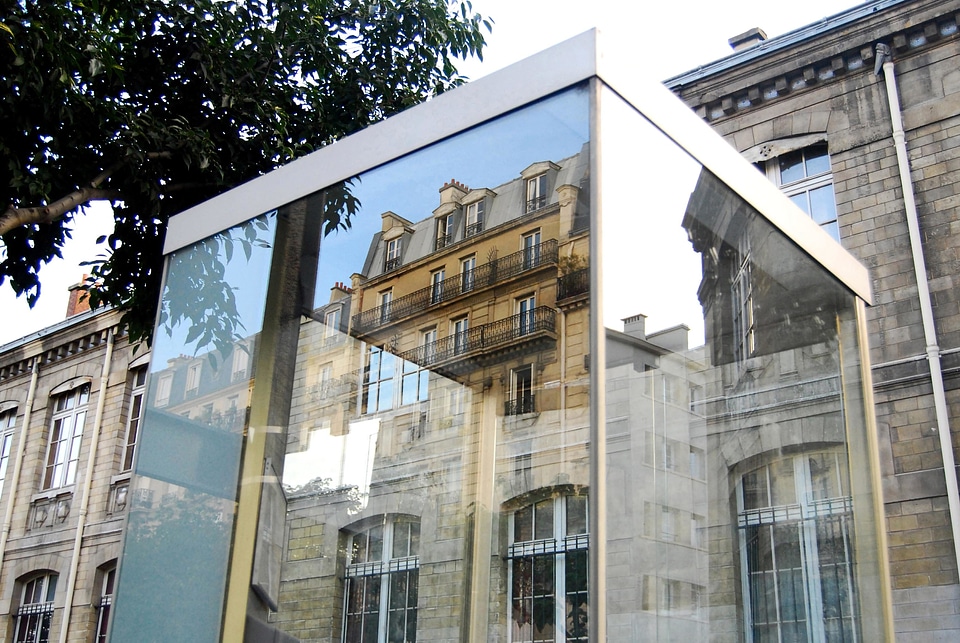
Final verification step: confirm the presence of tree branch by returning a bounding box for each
[0,187,121,236]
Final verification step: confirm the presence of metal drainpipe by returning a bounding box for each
[58,328,114,643]
[876,43,960,570]
[0,356,41,562]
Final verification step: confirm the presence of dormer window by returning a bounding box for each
[436,213,454,250]
[385,238,402,272]
[526,174,547,212]
[465,201,484,236]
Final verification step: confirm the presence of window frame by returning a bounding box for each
[95,564,117,643]
[507,493,589,643]
[121,368,147,473]
[14,573,57,643]
[507,365,535,416]
[43,384,90,491]
[435,213,454,250]
[521,230,542,270]
[343,517,421,643]
[517,294,537,337]
[460,255,476,293]
[385,238,402,272]
[430,268,445,305]
[525,174,548,213]
[452,316,470,356]
[465,200,484,236]
[762,144,839,242]
[0,407,16,497]
[737,452,859,643]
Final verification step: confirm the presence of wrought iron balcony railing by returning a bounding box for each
[435,233,452,250]
[526,195,547,213]
[464,221,484,237]
[504,394,536,416]
[557,268,589,300]
[396,307,556,368]
[384,256,402,272]
[354,240,558,332]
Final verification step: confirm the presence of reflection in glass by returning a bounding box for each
[600,84,883,642]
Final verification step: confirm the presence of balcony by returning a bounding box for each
[504,394,536,416]
[353,240,558,333]
[465,221,484,237]
[396,307,557,374]
[435,233,452,250]
[384,256,402,273]
[557,267,589,303]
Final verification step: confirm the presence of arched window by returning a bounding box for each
[738,452,858,642]
[43,384,90,490]
[343,516,420,643]
[15,573,57,643]
[95,563,117,643]
[508,493,588,642]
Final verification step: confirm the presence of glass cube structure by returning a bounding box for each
[110,31,891,642]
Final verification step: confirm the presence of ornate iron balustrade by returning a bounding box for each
[435,233,452,250]
[397,307,556,368]
[557,267,589,300]
[526,195,547,212]
[465,221,484,237]
[384,256,402,272]
[353,240,558,332]
[504,394,536,416]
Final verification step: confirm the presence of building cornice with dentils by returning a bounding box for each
[665,0,960,123]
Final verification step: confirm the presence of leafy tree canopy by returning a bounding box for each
[1,0,489,345]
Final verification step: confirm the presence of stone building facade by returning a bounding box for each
[667,0,960,637]
[0,307,146,642]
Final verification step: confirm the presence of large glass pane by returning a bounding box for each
[111,214,279,641]
[599,84,885,642]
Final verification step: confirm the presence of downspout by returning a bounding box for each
[58,328,114,643]
[876,43,960,570]
[0,356,41,561]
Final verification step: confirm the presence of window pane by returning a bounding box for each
[778,149,806,184]
[804,146,830,176]
[808,184,838,225]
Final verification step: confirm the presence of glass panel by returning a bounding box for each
[110,213,279,641]
[599,84,884,642]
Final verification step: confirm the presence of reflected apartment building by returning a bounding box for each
[276,150,593,641]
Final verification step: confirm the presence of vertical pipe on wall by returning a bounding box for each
[59,328,115,643]
[877,44,960,572]
[0,356,41,563]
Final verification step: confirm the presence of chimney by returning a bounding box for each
[728,27,767,52]
[622,313,647,339]
[438,179,469,205]
[66,275,92,318]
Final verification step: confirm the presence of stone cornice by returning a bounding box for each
[670,3,960,124]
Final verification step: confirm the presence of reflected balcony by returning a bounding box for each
[396,307,557,375]
[352,240,558,334]
[557,267,589,306]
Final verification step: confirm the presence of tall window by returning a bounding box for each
[1,408,16,496]
[522,230,542,270]
[155,373,172,407]
[738,452,858,642]
[430,269,445,305]
[460,256,476,293]
[231,342,250,380]
[731,235,755,365]
[121,368,147,472]
[185,362,201,394]
[14,573,57,643]
[43,384,90,490]
[435,214,454,250]
[324,307,343,345]
[385,238,402,272]
[95,565,116,643]
[507,365,534,416]
[344,517,420,643]
[465,201,484,236]
[509,494,588,642]
[380,290,394,324]
[363,346,396,414]
[401,344,430,407]
[421,328,437,365]
[452,317,470,356]
[525,174,547,212]
[517,294,537,336]
[763,144,839,242]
